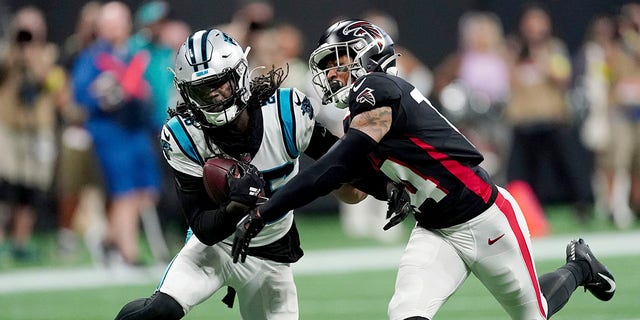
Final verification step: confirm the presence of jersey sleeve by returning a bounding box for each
[274,88,317,158]
[348,73,402,117]
[160,116,206,177]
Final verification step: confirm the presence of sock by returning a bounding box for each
[539,262,585,318]
[565,260,591,285]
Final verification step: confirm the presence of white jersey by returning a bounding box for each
[161,87,316,247]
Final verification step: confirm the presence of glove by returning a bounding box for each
[227,162,265,207]
[232,209,265,263]
[383,182,414,231]
[225,201,252,216]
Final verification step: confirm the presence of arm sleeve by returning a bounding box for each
[303,123,340,160]
[349,169,390,201]
[259,128,378,222]
[173,169,247,246]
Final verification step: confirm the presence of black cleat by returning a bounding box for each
[566,238,616,301]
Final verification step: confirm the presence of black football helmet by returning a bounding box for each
[309,19,398,108]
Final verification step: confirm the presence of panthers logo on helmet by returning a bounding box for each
[342,21,385,52]
[356,87,376,106]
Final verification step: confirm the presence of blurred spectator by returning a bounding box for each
[61,1,101,70]
[154,18,192,236]
[572,14,617,155]
[157,18,191,122]
[433,11,511,184]
[55,1,105,259]
[505,3,593,222]
[130,0,174,132]
[363,10,433,96]
[71,1,162,266]
[158,19,191,52]
[128,1,177,260]
[273,23,308,89]
[0,6,66,261]
[571,14,620,227]
[216,0,275,69]
[604,3,640,228]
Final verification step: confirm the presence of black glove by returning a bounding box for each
[227,162,265,207]
[232,209,265,263]
[384,182,414,231]
[225,201,252,216]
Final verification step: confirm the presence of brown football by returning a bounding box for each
[202,157,239,203]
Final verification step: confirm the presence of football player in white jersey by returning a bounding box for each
[113,29,387,320]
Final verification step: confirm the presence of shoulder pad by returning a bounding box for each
[349,73,401,116]
[161,116,206,177]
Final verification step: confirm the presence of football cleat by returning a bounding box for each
[566,238,615,301]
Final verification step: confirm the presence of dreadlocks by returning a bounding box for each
[166,65,289,156]
[246,64,288,108]
[167,64,288,122]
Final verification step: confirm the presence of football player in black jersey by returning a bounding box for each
[233,19,616,319]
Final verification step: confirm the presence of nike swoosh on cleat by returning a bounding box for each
[488,234,505,245]
[599,273,616,293]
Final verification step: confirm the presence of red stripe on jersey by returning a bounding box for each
[386,156,449,194]
[496,192,547,319]
[408,136,492,203]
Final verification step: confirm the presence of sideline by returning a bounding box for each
[1,230,639,294]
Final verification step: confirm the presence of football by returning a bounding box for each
[202,157,239,203]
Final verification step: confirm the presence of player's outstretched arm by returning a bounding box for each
[231,107,393,262]
[260,105,393,222]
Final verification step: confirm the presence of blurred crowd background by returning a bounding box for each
[1,0,639,268]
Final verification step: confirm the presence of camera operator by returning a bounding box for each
[0,6,70,261]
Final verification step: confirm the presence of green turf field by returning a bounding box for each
[1,208,638,319]
[2,255,637,319]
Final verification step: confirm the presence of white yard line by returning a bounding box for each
[1,230,639,294]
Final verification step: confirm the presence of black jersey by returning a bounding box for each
[347,72,498,228]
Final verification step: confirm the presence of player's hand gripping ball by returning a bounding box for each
[203,157,240,203]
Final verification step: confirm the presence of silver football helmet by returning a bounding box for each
[309,19,398,108]
[172,29,250,127]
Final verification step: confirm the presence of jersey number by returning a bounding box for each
[380,159,447,208]
[261,162,296,197]
[377,89,453,208]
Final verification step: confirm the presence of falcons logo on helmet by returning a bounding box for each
[342,21,385,51]
[356,87,376,106]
